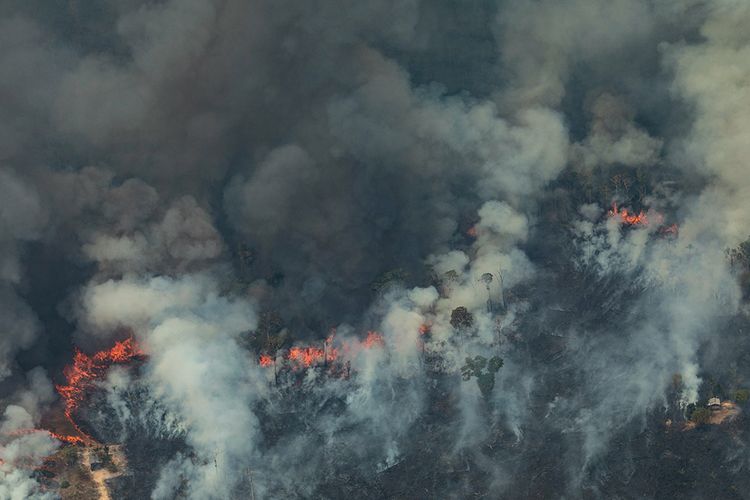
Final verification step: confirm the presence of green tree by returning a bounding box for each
[461,355,504,399]
[735,389,749,404]
[450,307,474,330]
[690,407,712,425]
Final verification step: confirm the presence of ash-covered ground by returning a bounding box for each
[2,1,750,499]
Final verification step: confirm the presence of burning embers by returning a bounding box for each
[608,203,648,226]
[362,331,385,349]
[259,330,389,373]
[607,202,679,237]
[2,428,84,447]
[54,337,145,444]
[285,335,338,369]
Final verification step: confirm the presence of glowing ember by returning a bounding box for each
[608,203,648,226]
[3,428,86,447]
[287,338,338,369]
[466,226,478,238]
[55,337,144,443]
[49,432,86,445]
[418,324,431,335]
[287,347,324,367]
[259,331,391,372]
[362,331,385,348]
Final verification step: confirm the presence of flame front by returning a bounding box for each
[362,331,385,348]
[608,203,648,226]
[55,337,144,443]
[263,330,393,371]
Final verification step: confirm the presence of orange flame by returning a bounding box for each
[287,347,324,367]
[608,203,648,226]
[259,354,274,367]
[418,324,431,335]
[49,432,87,445]
[55,337,144,443]
[362,331,385,348]
[2,428,87,447]
[287,336,338,369]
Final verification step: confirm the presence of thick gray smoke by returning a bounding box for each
[1,1,750,498]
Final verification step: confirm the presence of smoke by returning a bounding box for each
[0,370,59,500]
[2,0,750,498]
[0,169,47,381]
[667,0,750,246]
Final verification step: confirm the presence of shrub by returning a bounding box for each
[691,407,712,425]
[735,389,749,404]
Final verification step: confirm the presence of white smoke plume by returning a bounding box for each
[1,1,750,498]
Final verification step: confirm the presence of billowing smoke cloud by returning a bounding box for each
[0,369,59,499]
[2,1,750,498]
[0,169,47,380]
[77,273,263,498]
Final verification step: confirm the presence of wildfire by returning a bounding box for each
[264,330,391,371]
[466,226,478,238]
[418,324,431,335]
[287,347,325,367]
[49,432,87,445]
[55,337,144,443]
[3,428,85,446]
[287,336,338,369]
[608,203,648,226]
[259,354,274,367]
[362,331,385,348]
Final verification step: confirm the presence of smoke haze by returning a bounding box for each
[2,1,750,499]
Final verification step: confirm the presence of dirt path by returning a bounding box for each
[80,445,127,500]
[682,401,741,431]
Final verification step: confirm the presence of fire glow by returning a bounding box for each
[55,337,144,444]
[286,336,338,369]
[2,428,84,447]
[263,331,391,370]
[362,331,385,348]
[608,203,648,226]
[259,354,274,367]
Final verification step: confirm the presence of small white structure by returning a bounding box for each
[708,397,721,411]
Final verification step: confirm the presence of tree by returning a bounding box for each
[450,307,474,330]
[690,407,712,425]
[241,311,287,353]
[371,268,409,293]
[481,273,494,313]
[461,355,504,399]
[735,389,749,404]
[438,270,460,298]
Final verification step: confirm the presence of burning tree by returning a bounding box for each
[608,202,648,226]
